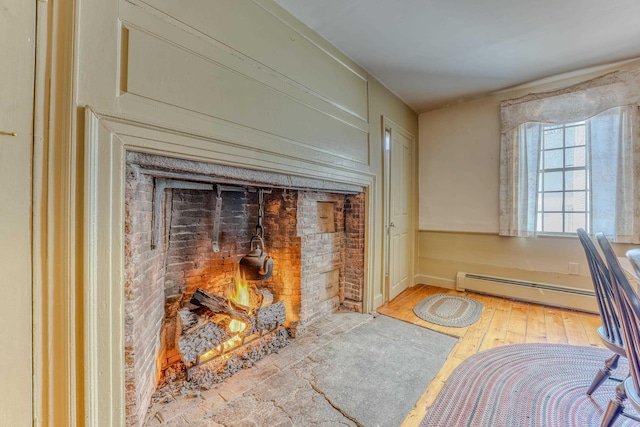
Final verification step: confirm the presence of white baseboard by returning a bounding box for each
[456,271,597,313]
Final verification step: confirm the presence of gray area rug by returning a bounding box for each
[413,293,483,327]
[310,314,457,427]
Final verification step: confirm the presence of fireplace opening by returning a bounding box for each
[124,152,366,426]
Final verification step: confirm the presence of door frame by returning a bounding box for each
[381,116,416,303]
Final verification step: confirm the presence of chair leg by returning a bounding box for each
[587,353,620,396]
[601,380,626,427]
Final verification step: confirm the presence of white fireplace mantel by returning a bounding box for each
[83,108,377,425]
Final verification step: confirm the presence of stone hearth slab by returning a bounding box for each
[307,314,457,426]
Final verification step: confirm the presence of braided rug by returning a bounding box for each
[420,343,639,427]
[413,294,483,327]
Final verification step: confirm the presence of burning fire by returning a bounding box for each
[228,277,249,333]
[217,276,249,355]
[200,276,253,363]
[229,277,250,314]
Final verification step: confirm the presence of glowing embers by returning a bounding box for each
[177,276,286,379]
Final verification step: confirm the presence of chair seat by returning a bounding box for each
[598,325,626,358]
[625,376,640,412]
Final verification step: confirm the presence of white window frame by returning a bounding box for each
[536,121,590,235]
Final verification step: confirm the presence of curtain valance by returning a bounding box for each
[501,66,640,133]
[499,64,640,242]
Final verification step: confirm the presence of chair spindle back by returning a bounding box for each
[577,228,623,346]
[597,234,640,393]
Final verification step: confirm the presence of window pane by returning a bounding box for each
[565,146,586,167]
[543,149,563,169]
[543,171,563,191]
[543,213,563,232]
[565,191,586,211]
[536,120,592,235]
[565,170,586,191]
[565,125,586,147]
[537,192,542,210]
[565,213,586,231]
[543,192,563,211]
[543,128,563,149]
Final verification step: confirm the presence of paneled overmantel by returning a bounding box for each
[83,109,378,425]
[79,0,371,169]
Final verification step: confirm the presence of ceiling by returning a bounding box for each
[273,0,640,113]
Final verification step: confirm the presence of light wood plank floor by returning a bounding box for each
[376,284,604,427]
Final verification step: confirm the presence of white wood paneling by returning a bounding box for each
[133,0,368,121]
[124,25,369,164]
[78,0,371,169]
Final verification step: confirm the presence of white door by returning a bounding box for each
[387,126,413,300]
[0,1,35,425]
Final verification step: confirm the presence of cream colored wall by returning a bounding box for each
[34,0,418,425]
[0,1,35,426]
[418,232,636,290]
[417,60,640,291]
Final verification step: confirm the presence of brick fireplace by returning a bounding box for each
[123,152,365,426]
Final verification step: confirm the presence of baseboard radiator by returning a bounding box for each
[456,272,597,313]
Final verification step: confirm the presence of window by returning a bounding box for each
[501,105,640,242]
[499,67,640,242]
[536,121,589,234]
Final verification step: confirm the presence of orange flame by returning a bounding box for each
[228,276,249,334]
[199,276,252,364]
[229,277,250,309]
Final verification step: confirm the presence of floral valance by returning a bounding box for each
[501,65,640,133]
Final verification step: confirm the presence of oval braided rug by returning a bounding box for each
[420,343,639,427]
[413,294,483,327]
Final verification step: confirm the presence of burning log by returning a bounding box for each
[190,289,250,323]
[178,322,233,365]
[177,287,286,375]
[246,301,286,335]
[227,287,271,310]
[228,299,251,315]
[256,289,273,307]
[256,301,286,330]
[178,309,200,331]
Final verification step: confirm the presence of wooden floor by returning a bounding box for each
[377,284,604,427]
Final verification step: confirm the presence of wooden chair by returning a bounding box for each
[576,228,625,396]
[596,233,640,426]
